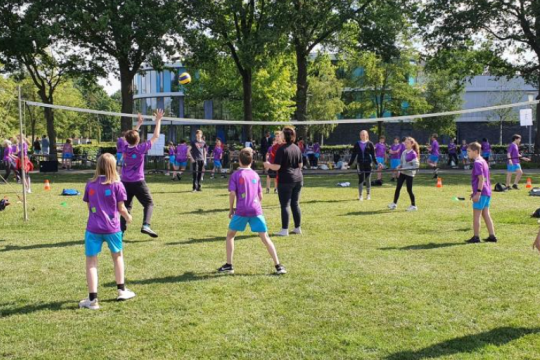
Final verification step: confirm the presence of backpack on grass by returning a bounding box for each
[61,189,80,196]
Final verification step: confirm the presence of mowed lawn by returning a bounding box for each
[2,171,540,359]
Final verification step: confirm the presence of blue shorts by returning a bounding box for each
[229,215,268,233]
[169,155,175,163]
[507,164,522,172]
[429,155,439,163]
[482,152,490,159]
[473,196,491,210]
[213,160,222,168]
[175,160,187,167]
[63,153,73,160]
[85,231,123,256]
[116,152,123,163]
[461,151,468,160]
[390,159,401,169]
[376,157,385,167]
[314,153,320,159]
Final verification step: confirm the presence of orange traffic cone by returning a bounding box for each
[526,177,532,189]
[44,180,51,191]
[436,177,443,188]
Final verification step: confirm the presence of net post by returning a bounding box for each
[18,86,28,222]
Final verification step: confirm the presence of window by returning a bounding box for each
[164,71,171,92]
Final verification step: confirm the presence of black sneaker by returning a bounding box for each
[466,236,481,244]
[218,263,234,274]
[274,188,277,194]
[141,225,158,238]
[484,235,498,243]
[391,177,395,182]
[177,173,182,181]
[275,264,287,275]
[171,176,176,181]
[512,184,519,190]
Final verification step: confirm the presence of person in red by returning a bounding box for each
[15,151,33,193]
[266,131,284,194]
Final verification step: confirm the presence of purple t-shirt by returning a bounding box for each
[430,140,440,156]
[228,168,263,217]
[18,142,28,155]
[313,143,320,154]
[359,141,367,153]
[168,147,175,156]
[176,144,188,162]
[3,145,11,161]
[507,143,520,164]
[390,144,401,159]
[213,146,223,161]
[63,143,73,155]
[122,141,152,182]
[448,143,456,154]
[375,143,386,158]
[83,176,127,234]
[405,150,418,163]
[481,141,491,153]
[461,144,468,152]
[471,157,491,197]
[116,138,126,153]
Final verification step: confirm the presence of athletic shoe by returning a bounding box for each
[210,175,215,179]
[484,235,498,243]
[192,189,197,193]
[171,176,176,181]
[117,288,136,301]
[387,203,397,210]
[275,229,289,236]
[266,188,270,194]
[512,184,519,190]
[359,196,363,201]
[275,264,287,275]
[218,263,234,274]
[79,298,100,310]
[177,173,182,181]
[27,189,32,194]
[505,185,511,191]
[366,195,371,201]
[466,236,481,244]
[141,225,158,238]
[196,188,202,192]
[165,172,170,176]
[292,227,302,235]
[406,205,418,211]
[274,188,278,194]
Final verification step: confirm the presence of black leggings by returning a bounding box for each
[393,173,415,206]
[277,181,302,229]
[121,180,154,231]
[3,160,20,182]
[192,160,204,190]
[447,153,459,166]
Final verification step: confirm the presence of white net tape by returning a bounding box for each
[25,99,539,126]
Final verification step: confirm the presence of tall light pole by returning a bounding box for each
[528,92,535,153]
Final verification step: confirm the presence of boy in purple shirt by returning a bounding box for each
[80,153,135,310]
[116,132,127,170]
[120,109,163,238]
[389,137,402,181]
[427,133,440,178]
[217,148,286,275]
[374,136,387,182]
[447,138,458,168]
[506,134,530,190]
[460,140,469,169]
[466,142,497,244]
[481,138,491,165]
[172,139,189,181]
[211,139,226,179]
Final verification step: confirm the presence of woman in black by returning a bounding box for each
[189,130,206,192]
[264,127,303,237]
[348,130,381,201]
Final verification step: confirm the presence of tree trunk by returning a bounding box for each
[295,46,308,139]
[242,69,253,141]
[44,107,57,157]
[377,121,383,137]
[499,119,503,145]
[120,65,135,132]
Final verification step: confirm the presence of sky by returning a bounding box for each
[98,73,121,95]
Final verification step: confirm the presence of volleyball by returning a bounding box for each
[179,72,191,85]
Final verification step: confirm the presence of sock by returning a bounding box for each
[89,292,98,301]
[117,284,125,291]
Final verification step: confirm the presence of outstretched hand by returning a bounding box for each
[137,113,144,126]
[154,109,164,122]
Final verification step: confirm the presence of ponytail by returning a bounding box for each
[406,137,420,155]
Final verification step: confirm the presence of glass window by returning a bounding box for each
[157,97,164,111]
[150,71,157,94]
[164,71,171,92]
[164,97,172,116]
[145,72,151,94]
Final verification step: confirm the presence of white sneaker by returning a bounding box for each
[165,172,170,176]
[117,288,136,301]
[366,194,371,200]
[407,206,418,212]
[79,298,100,310]
[359,196,363,201]
[388,203,397,210]
[275,229,289,236]
[292,227,302,235]
[27,189,32,194]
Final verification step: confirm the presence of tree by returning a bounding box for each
[344,50,430,136]
[421,0,540,151]
[59,0,182,131]
[486,79,523,145]
[0,69,18,138]
[0,0,92,155]
[306,54,345,141]
[182,0,287,139]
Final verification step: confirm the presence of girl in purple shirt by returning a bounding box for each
[506,134,530,190]
[447,138,459,168]
[166,141,175,176]
[172,140,189,181]
[427,134,440,179]
[460,140,469,169]
[374,136,387,182]
[211,139,225,179]
[79,153,135,310]
[389,137,402,181]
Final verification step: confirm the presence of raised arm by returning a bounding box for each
[134,113,144,131]
[149,109,164,145]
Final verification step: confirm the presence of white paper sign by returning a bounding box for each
[146,134,165,156]
[520,108,533,126]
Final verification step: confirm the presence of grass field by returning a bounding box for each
[2,171,540,359]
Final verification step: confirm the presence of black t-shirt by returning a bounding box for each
[190,140,206,161]
[274,143,303,184]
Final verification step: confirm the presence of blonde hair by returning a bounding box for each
[405,137,420,155]
[91,153,120,184]
[468,142,481,152]
[2,139,11,147]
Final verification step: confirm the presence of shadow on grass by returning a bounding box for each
[105,271,268,287]
[385,327,540,360]
[0,300,75,318]
[151,190,195,194]
[302,199,357,204]
[342,209,392,216]
[166,234,254,246]
[0,239,150,252]
[379,242,468,251]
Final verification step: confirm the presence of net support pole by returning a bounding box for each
[18,86,28,222]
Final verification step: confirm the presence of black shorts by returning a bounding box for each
[268,170,277,179]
